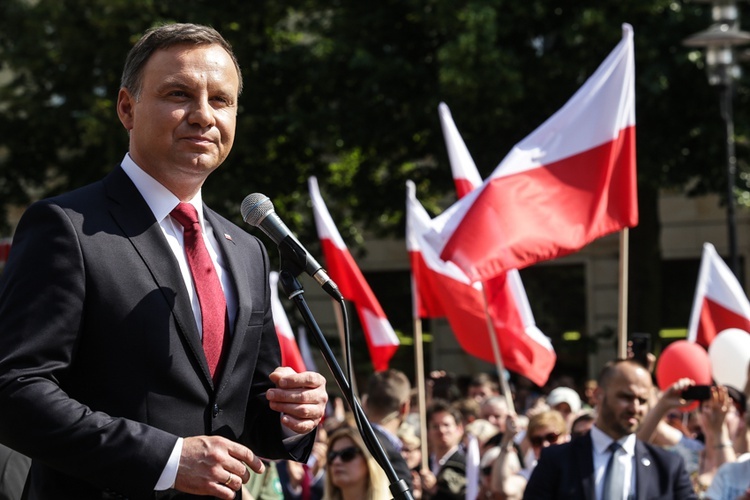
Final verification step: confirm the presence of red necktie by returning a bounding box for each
[300,464,312,500]
[171,202,227,380]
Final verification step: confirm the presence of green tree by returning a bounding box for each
[1,0,747,366]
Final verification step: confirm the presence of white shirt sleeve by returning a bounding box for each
[155,438,183,490]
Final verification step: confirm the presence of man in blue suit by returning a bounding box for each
[0,23,327,500]
[524,359,696,499]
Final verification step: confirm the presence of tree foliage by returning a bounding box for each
[1,1,748,340]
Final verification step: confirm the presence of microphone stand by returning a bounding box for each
[277,240,413,500]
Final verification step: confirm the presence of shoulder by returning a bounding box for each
[436,449,466,477]
[638,439,684,465]
[540,436,584,460]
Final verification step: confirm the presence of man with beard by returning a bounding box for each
[523,359,696,499]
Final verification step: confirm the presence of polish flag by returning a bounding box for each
[439,102,483,199]
[406,181,555,386]
[435,102,555,384]
[309,177,399,371]
[269,271,307,373]
[687,242,750,347]
[428,24,638,282]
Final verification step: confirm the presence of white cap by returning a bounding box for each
[546,387,581,414]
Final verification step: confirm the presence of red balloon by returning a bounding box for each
[655,340,712,412]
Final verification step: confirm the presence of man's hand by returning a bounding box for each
[174,435,264,500]
[267,367,328,434]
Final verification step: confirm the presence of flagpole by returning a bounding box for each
[409,271,430,472]
[617,228,629,359]
[480,283,515,415]
[413,316,430,472]
[333,298,358,396]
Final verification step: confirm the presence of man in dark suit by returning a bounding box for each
[424,400,466,500]
[363,368,414,491]
[0,23,327,500]
[524,359,696,499]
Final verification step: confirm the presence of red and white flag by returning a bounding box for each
[309,176,399,371]
[407,181,555,387]
[428,24,638,282]
[269,271,307,373]
[439,102,483,199]
[687,242,750,347]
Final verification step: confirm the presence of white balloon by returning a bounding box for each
[709,328,750,391]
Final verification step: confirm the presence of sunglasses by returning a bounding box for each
[529,432,560,447]
[327,446,362,463]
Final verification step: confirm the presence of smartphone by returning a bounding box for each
[682,385,713,401]
[629,332,651,368]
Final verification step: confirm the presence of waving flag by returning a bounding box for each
[687,242,750,347]
[269,272,307,373]
[406,181,555,386]
[309,177,399,371]
[439,102,483,199]
[428,24,638,282]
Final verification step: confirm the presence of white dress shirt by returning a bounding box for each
[590,425,636,500]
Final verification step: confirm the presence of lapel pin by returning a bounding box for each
[224,233,233,242]
[640,457,651,467]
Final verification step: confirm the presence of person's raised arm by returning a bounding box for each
[637,378,694,446]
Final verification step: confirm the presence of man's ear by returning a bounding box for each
[593,386,604,407]
[399,400,410,417]
[116,88,135,131]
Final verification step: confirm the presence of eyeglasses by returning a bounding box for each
[327,446,362,463]
[529,432,560,447]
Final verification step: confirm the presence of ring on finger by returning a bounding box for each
[223,473,232,486]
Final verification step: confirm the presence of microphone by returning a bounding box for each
[241,193,342,301]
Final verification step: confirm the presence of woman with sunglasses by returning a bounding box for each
[323,426,390,500]
[490,410,569,499]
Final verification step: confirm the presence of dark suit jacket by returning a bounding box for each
[523,433,697,500]
[0,167,312,499]
[372,425,413,491]
[429,449,466,500]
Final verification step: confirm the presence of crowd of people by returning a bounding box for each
[235,356,749,499]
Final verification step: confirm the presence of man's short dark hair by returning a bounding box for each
[426,399,462,426]
[365,369,411,420]
[121,23,243,99]
[468,373,500,392]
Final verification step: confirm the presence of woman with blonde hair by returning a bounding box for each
[491,410,569,499]
[323,426,390,500]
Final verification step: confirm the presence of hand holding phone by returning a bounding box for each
[681,385,712,401]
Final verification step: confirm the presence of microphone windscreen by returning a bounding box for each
[241,193,274,226]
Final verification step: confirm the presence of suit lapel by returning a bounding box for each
[634,440,654,500]
[102,167,211,385]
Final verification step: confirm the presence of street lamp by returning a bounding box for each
[683,0,750,277]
